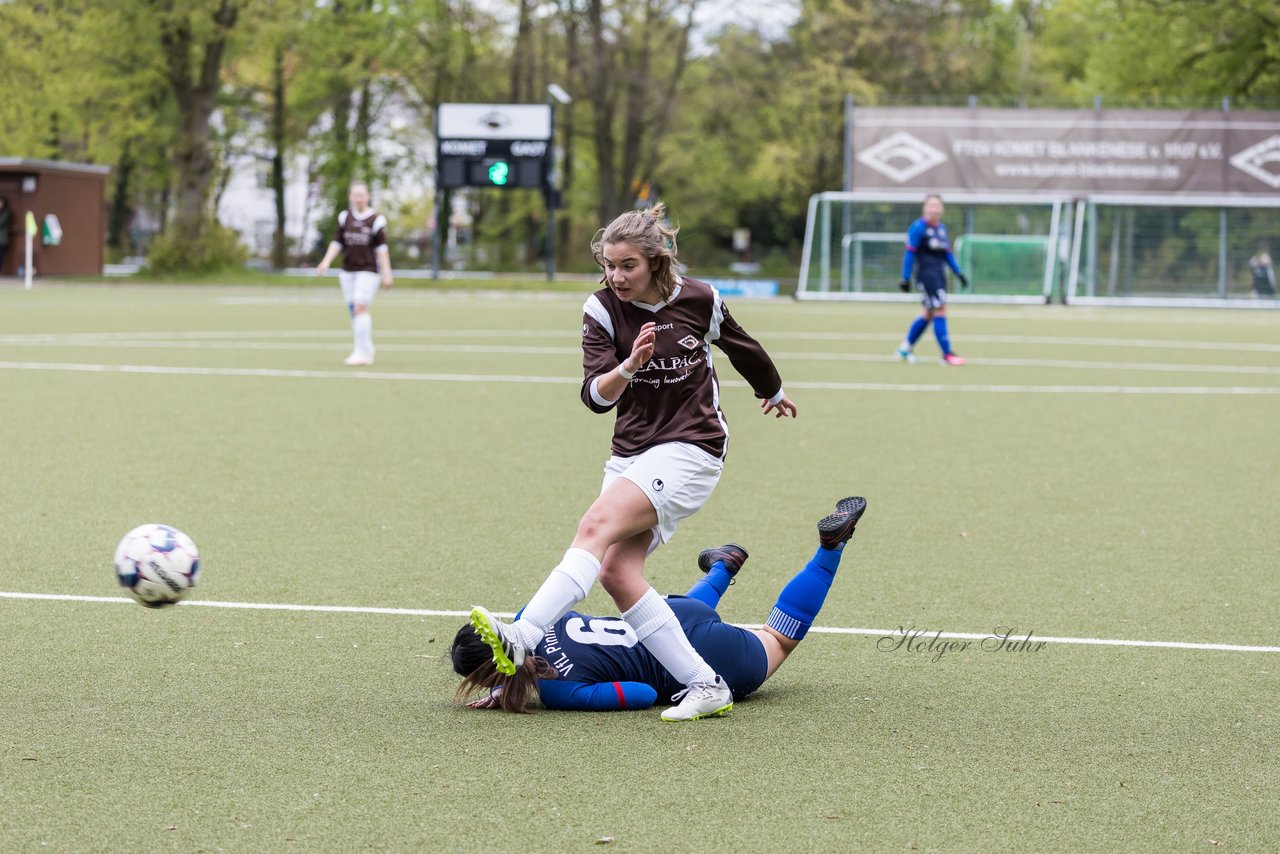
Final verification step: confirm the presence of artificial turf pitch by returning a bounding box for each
[1,283,1278,851]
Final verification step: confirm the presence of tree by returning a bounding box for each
[1076,0,1280,102]
[153,0,245,242]
[576,0,702,220]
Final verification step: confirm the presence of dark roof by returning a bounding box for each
[0,158,111,176]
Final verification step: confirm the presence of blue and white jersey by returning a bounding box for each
[902,217,961,285]
[536,612,667,688]
[532,597,768,711]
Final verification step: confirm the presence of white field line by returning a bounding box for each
[206,293,1280,327]
[764,331,1280,354]
[4,328,1279,354]
[784,304,1280,328]
[212,292,583,306]
[783,352,1280,376]
[2,335,1279,377]
[0,329,570,341]
[2,591,1277,654]
[0,360,580,386]
[1,360,1278,395]
[0,338,586,356]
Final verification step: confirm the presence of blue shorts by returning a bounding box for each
[668,596,769,701]
[916,276,947,310]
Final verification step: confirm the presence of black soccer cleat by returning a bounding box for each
[818,496,868,549]
[697,543,749,580]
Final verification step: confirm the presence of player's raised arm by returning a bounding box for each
[580,297,654,413]
[711,300,795,418]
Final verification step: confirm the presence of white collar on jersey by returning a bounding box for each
[631,277,683,312]
[349,207,377,221]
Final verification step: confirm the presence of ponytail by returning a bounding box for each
[592,202,681,302]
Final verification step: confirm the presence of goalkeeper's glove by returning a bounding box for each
[955,272,970,291]
[898,278,911,292]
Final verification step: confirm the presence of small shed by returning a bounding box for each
[0,158,110,276]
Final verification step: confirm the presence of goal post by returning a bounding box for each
[1067,194,1280,307]
[796,191,1071,303]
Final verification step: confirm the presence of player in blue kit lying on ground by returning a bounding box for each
[451,495,866,718]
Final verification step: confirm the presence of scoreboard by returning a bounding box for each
[437,138,549,189]
[436,104,552,190]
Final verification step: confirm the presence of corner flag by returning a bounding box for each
[24,211,37,290]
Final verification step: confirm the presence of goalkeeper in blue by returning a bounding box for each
[451,496,866,720]
[896,194,968,366]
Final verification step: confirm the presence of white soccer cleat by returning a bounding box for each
[895,346,917,364]
[343,352,374,367]
[660,676,733,722]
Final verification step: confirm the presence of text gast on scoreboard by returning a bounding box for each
[436,103,552,190]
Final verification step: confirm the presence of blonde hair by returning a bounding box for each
[591,202,681,302]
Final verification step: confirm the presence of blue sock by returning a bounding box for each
[765,547,844,641]
[933,315,951,355]
[685,562,734,608]
[906,316,928,346]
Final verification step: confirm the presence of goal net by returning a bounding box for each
[1067,196,1280,306]
[796,192,1070,303]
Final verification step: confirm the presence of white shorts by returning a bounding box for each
[339,270,380,306]
[601,442,723,551]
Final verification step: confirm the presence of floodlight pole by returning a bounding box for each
[431,103,443,281]
[546,93,557,281]
[1218,96,1229,299]
[842,94,854,192]
[546,84,572,281]
[842,95,854,269]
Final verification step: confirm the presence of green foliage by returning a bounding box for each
[1079,0,1280,102]
[3,0,1277,271]
[144,222,249,274]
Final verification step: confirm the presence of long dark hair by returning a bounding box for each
[450,624,556,713]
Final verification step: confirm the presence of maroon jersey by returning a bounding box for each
[580,277,784,460]
[333,208,388,272]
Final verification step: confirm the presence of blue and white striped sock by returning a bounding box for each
[765,547,843,641]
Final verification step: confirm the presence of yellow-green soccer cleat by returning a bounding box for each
[469,605,526,676]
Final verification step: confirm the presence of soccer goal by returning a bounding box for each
[796,191,1072,303]
[1067,195,1280,307]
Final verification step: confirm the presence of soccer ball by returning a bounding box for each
[114,524,200,607]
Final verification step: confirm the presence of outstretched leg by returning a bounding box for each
[755,496,866,679]
[684,543,748,608]
[470,478,656,676]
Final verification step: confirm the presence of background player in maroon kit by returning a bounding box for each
[315,182,393,366]
[471,203,797,722]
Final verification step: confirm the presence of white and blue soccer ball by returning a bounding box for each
[114,524,200,607]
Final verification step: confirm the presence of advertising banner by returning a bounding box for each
[852,108,1280,197]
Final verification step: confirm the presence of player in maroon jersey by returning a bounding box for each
[471,203,797,722]
[315,182,393,366]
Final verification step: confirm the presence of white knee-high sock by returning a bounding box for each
[353,312,373,354]
[623,587,717,688]
[512,548,601,649]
